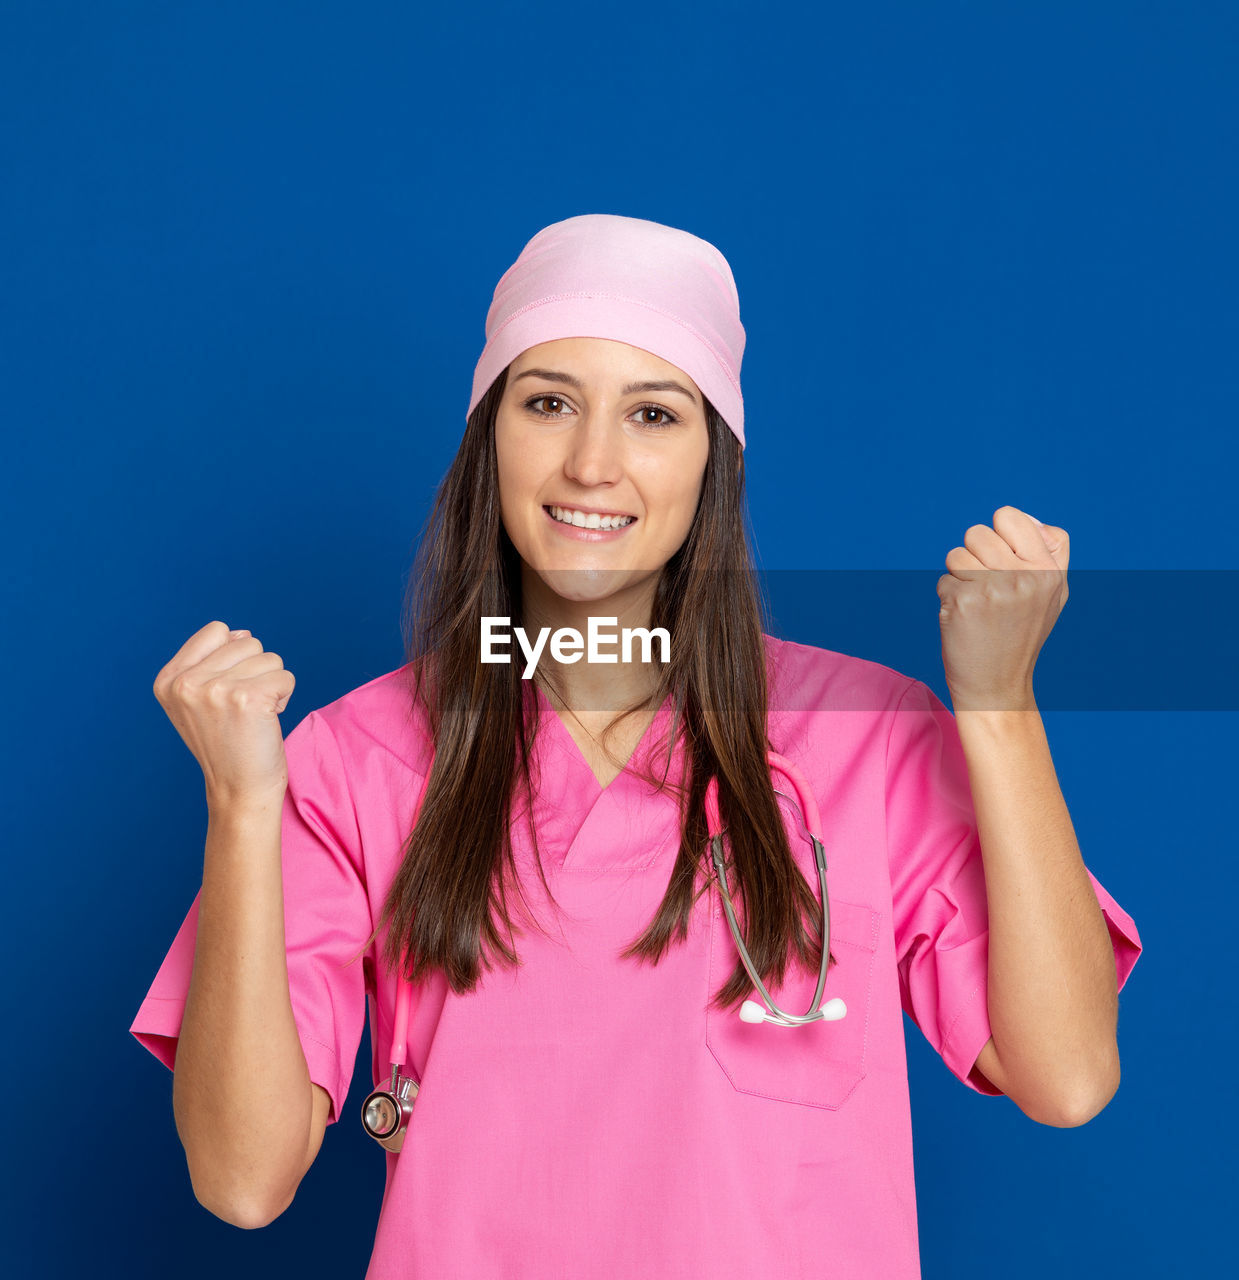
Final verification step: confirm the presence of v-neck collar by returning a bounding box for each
[524,681,683,873]
[532,680,676,794]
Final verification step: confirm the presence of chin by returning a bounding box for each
[537,567,633,601]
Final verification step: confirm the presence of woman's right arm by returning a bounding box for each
[153,620,327,1228]
[171,795,328,1228]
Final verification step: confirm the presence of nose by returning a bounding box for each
[562,409,624,489]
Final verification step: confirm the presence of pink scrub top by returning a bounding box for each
[130,635,1143,1279]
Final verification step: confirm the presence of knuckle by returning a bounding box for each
[202,677,228,706]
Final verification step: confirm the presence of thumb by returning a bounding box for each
[1026,514,1063,553]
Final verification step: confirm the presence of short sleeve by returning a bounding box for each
[128,709,372,1126]
[885,679,1143,1096]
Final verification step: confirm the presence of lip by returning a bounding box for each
[542,504,637,542]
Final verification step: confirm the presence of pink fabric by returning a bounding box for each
[130,636,1142,1279]
[468,213,748,446]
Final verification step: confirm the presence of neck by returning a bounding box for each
[520,569,664,713]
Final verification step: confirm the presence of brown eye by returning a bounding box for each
[525,395,569,417]
[632,403,679,428]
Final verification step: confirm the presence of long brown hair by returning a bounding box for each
[362,367,830,1012]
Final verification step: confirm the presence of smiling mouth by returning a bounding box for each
[544,505,637,531]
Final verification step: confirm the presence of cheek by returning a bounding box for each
[669,460,708,527]
[496,466,527,531]
[494,422,526,506]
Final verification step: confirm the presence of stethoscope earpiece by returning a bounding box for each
[740,996,848,1026]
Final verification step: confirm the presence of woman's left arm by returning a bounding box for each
[954,707,1119,1126]
[937,506,1119,1128]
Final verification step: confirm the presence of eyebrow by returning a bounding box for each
[511,367,700,406]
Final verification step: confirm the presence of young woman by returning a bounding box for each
[131,214,1142,1279]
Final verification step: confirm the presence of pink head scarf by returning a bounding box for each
[468,213,747,448]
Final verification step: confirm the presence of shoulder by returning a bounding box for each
[761,633,921,715]
[290,663,433,779]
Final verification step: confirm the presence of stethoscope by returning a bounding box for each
[361,748,845,1151]
[705,751,847,1030]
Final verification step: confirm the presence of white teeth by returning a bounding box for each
[549,506,634,530]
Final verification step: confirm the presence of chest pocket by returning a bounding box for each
[705,893,880,1109]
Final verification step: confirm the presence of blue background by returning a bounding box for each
[3,1,1233,1275]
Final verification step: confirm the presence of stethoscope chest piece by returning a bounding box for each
[361,1067,420,1153]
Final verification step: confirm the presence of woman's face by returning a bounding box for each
[494,337,710,617]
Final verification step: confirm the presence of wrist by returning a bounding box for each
[205,785,287,827]
[946,681,1037,715]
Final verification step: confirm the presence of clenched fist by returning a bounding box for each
[153,619,297,809]
[937,506,1069,712]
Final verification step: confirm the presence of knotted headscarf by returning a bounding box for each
[468,213,747,447]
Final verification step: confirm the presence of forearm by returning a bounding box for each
[172,798,315,1227]
[955,704,1119,1124]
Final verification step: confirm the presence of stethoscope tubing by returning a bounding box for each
[705,752,835,1027]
